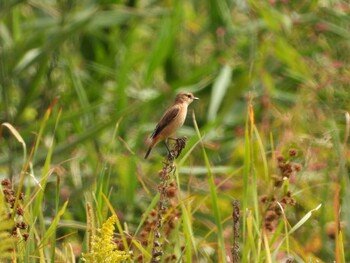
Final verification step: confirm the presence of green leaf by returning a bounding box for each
[39,200,69,248]
[208,65,232,122]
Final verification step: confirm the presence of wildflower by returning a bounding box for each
[82,215,130,263]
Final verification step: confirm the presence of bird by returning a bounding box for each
[144,92,199,159]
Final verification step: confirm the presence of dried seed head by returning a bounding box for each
[1,179,11,188]
[16,222,28,229]
[277,156,285,162]
[260,195,268,203]
[117,240,125,250]
[293,163,302,172]
[22,233,29,241]
[167,219,176,229]
[11,228,18,237]
[154,240,161,247]
[165,186,177,198]
[136,254,144,262]
[265,210,277,222]
[150,209,157,217]
[158,169,167,178]
[140,230,148,239]
[141,239,148,246]
[153,250,163,257]
[17,207,24,216]
[169,181,177,187]
[280,197,288,205]
[290,198,297,206]
[165,254,177,262]
[289,149,297,157]
[265,222,274,231]
[3,188,12,196]
[274,178,283,187]
[126,235,132,245]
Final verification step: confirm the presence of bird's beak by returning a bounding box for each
[193,97,199,100]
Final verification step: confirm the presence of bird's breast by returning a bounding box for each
[158,106,187,139]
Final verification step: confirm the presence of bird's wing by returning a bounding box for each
[150,106,179,139]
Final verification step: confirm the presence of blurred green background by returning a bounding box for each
[1,0,350,262]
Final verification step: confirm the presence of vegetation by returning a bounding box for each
[1,0,349,262]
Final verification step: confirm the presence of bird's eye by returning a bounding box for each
[187,94,191,98]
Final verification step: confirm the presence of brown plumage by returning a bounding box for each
[144,92,199,159]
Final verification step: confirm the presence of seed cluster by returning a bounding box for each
[112,138,187,262]
[261,149,301,232]
[273,151,302,187]
[1,179,29,241]
[150,137,187,263]
[231,200,240,263]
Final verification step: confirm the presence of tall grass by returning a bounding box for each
[1,0,350,262]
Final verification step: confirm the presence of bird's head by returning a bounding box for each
[174,92,199,105]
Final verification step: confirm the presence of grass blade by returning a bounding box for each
[272,204,322,259]
[208,65,232,122]
[39,200,68,249]
[192,111,227,262]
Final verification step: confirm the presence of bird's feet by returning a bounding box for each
[167,151,175,161]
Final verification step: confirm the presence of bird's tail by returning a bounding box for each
[144,146,153,159]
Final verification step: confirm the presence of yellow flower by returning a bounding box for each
[82,215,130,263]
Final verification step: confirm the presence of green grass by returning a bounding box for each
[1,0,350,262]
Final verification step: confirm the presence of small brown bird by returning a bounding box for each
[144,92,199,159]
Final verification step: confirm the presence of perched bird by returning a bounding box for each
[144,92,199,159]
